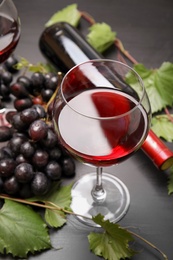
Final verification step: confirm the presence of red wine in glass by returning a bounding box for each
[53,59,151,226]
[0,17,20,63]
[0,0,21,63]
[56,88,149,167]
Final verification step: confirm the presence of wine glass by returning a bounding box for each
[0,0,21,63]
[52,59,151,226]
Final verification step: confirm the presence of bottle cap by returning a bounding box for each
[141,130,173,170]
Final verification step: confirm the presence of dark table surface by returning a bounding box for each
[2,0,173,259]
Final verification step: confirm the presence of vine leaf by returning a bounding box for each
[128,62,173,114]
[14,57,53,73]
[30,182,73,228]
[88,214,136,260]
[45,4,81,27]
[87,23,116,53]
[151,115,173,142]
[0,199,51,258]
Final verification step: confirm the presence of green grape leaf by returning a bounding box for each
[129,62,173,114]
[88,214,136,260]
[30,182,73,228]
[87,23,116,53]
[151,115,173,142]
[14,57,52,73]
[45,4,81,27]
[0,199,51,258]
[14,57,30,70]
[168,167,173,195]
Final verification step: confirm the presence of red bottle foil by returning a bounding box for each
[141,129,173,170]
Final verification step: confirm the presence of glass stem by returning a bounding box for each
[91,167,106,203]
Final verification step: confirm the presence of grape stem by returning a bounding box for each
[0,193,168,260]
[0,194,92,220]
[126,229,168,260]
[164,107,173,123]
[114,38,138,65]
[80,11,95,25]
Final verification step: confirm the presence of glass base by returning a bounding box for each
[71,172,130,227]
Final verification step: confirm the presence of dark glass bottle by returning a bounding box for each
[39,22,103,73]
[39,22,173,170]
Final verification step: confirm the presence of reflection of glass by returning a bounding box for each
[0,0,21,63]
[53,59,151,226]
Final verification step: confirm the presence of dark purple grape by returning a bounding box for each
[16,154,29,165]
[5,110,17,124]
[20,141,35,158]
[29,119,48,141]
[49,147,62,160]
[31,72,45,90]
[45,161,62,180]
[20,108,39,125]
[1,146,13,158]
[1,70,13,85]
[10,82,29,98]
[17,75,33,92]
[0,158,16,178]
[32,149,49,168]
[11,113,26,131]
[41,88,54,102]
[31,171,50,196]
[14,97,33,111]
[40,128,58,148]
[61,157,75,177]
[0,148,11,160]
[9,135,27,155]
[32,96,44,105]
[0,83,11,99]
[32,104,46,118]
[4,176,20,195]
[44,72,58,91]
[4,55,19,73]
[0,126,12,142]
[12,132,28,139]
[15,163,34,183]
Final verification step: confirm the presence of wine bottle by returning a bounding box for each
[39,22,173,170]
[39,22,102,72]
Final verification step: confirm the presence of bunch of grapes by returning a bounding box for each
[11,70,59,110]
[0,57,76,199]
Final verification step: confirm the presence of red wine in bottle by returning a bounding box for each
[39,22,173,170]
